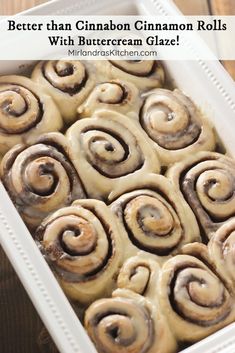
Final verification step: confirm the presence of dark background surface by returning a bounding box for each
[0,246,58,352]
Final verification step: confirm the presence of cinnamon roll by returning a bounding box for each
[0,75,62,154]
[158,247,235,342]
[36,199,122,304]
[117,255,160,299]
[32,60,96,123]
[94,60,164,90]
[66,110,160,200]
[85,288,177,353]
[167,151,235,240]
[0,133,85,230]
[78,80,142,119]
[208,219,235,294]
[109,174,200,259]
[140,89,216,166]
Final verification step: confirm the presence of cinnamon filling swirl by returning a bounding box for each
[109,60,159,77]
[42,60,88,95]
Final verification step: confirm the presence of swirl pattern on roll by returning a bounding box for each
[208,219,235,293]
[36,199,122,303]
[66,110,160,199]
[109,174,200,258]
[117,255,160,299]
[167,151,235,240]
[78,80,142,119]
[140,89,216,166]
[0,132,85,230]
[0,75,62,154]
[85,289,177,353]
[94,60,164,90]
[32,60,96,122]
[158,249,235,342]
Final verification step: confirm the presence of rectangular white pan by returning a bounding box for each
[0,0,234,352]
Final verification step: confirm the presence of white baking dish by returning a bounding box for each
[0,0,234,353]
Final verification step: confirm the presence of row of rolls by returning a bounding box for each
[0,59,215,166]
[37,195,235,353]
[0,59,163,153]
[85,240,235,353]
[1,137,235,352]
[0,59,235,353]
[1,111,231,235]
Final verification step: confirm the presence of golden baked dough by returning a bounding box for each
[167,151,235,240]
[66,110,160,200]
[36,199,122,304]
[158,243,235,342]
[0,132,85,230]
[78,79,142,119]
[94,60,164,90]
[0,75,62,154]
[109,174,200,259]
[32,60,96,123]
[140,88,216,166]
[208,219,235,294]
[2,60,234,352]
[85,288,177,353]
[117,254,160,300]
